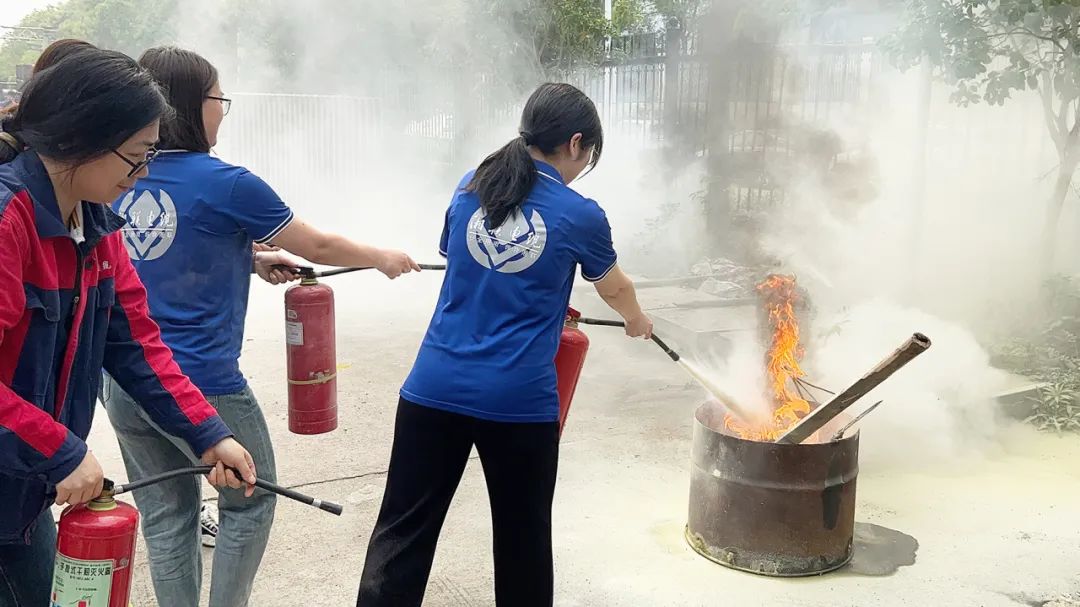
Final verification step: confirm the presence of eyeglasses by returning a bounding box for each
[207,95,232,116]
[112,148,160,178]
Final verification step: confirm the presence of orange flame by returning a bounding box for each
[724,274,813,441]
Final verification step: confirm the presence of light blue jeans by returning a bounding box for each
[102,375,277,607]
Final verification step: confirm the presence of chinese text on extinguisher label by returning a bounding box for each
[286,320,304,346]
[51,554,113,606]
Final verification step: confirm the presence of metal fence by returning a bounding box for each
[214,93,383,202]
[209,38,882,223]
[195,27,1062,275]
[556,39,880,217]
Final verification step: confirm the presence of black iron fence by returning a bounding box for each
[215,32,883,220]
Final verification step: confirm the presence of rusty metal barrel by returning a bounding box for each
[685,400,860,576]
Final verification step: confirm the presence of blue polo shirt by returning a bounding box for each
[401,160,618,422]
[113,151,294,395]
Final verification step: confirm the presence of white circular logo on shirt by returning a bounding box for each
[466,208,547,273]
[117,189,178,261]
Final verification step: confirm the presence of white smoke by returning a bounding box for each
[165,2,1046,465]
[807,301,1011,467]
[719,63,1053,463]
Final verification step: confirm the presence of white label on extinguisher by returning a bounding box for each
[51,554,113,606]
[286,321,304,346]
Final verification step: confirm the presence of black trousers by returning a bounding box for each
[357,398,560,607]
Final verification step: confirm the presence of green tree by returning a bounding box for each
[613,0,652,34]
[884,0,1080,274]
[0,7,66,81]
[458,0,652,76]
[651,0,709,32]
[487,0,613,73]
[0,0,178,81]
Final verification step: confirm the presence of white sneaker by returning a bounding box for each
[200,503,218,548]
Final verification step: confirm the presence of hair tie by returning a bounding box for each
[519,131,533,146]
[0,132,21,150]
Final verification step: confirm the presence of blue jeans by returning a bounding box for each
[0,509,54,607]
[102,375,277,607]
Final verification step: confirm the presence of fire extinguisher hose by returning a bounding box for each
[104,466,344,516]
[576,316,681,362]
[274,264,447,279]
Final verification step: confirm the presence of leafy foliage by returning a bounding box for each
[650,0,710,31]
[884,0,1080,108]
[0,0,179,81]
[1,0,657,84]
[883,1,1080,274]
[1025,383,1080,433]
[613,0,653,34]
[993,275,1080,433]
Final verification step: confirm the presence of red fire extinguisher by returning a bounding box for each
[51,467,343,606]
[554,306,590,435]
[51,494,138,607]
[275,262,447,435]
[284,270,338,435]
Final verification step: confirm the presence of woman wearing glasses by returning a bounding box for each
[0,48,258,607]
[100,46,419,607]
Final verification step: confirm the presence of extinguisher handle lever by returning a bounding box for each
[274,264,318,280]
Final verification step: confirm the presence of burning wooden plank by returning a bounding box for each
[775,333,932,444]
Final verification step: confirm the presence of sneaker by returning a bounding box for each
[200,503,218,548]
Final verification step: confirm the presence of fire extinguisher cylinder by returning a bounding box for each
[51,466,344,606]
[554,307,591,436]
[285,276,338,435]
[51,495,139,607]
[550,312,693,436]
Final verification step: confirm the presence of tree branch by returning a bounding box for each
[1021,27,1068,53]
[1071,96,1080,138]
[532,5,554,73]
[1042,72,1063,146]
[978,28,1066,54]
[1059,94,1072,154]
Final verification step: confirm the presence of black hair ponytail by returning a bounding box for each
[0,115,24,163]
[466,82,603,228]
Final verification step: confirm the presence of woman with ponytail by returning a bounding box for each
[357,83,652,607]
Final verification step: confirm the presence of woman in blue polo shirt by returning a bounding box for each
[357,83,653,607]
[100,46,419,607]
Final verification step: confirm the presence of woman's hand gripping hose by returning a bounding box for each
[201,437,257,497]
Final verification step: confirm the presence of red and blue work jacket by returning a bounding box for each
[0,151,231,544]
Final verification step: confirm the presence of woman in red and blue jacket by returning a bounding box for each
[0,48,258,605]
